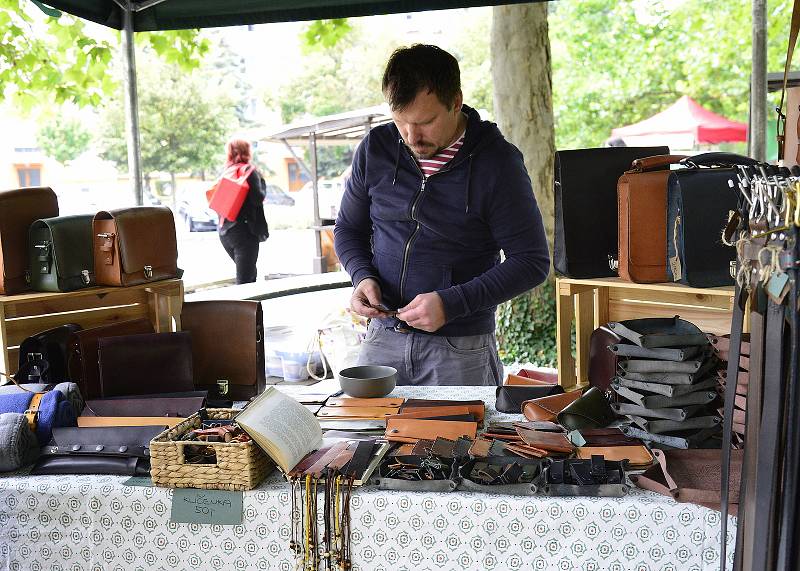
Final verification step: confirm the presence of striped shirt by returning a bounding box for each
[417,131,465,177]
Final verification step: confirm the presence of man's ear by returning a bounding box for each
[453,90,464,114]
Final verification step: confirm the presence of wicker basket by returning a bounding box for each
[150,408,274,491]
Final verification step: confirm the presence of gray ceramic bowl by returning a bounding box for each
[338,365,397,398]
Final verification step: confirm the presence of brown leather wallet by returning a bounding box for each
[401,399,485,424]
[516,427,574,454]
[522,390,582,422]
[468,437,493,458]
[504,373,554,386]
[386,406,473,420]
[385,418,477,443]
[576,445,655,469]
[503,442,548,458]
[316,406,399,420]
[325,397,405,408]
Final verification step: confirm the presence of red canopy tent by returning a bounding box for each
[610,95,748,149]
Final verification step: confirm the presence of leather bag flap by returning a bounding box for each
[96,207,177,275]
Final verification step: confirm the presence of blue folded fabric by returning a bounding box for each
[0,391,77,444]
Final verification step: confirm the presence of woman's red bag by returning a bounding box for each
[206,163,255,222]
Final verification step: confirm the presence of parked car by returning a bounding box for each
[297,179,345,221]
[264,183,295,206]
[177,196,217,232]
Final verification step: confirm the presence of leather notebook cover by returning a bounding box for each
[386,406,473,420]
[516,427,574,453]
[401,399,485,423]
[317,406,399,420]
[68,318,155,400]
[385,418,477,443]
[98,331,194,397]
[522,390,582,422]
[182,300,265,400]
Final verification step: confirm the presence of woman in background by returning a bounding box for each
[218,139,269,284]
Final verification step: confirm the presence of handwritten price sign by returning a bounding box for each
[170,489,244,525]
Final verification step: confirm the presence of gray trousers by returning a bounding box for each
[357,320,502,386]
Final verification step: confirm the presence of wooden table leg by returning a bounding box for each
[0,304,8,381]
[575,289,596,387]
[594,286,609,330]
[556,282,577,390]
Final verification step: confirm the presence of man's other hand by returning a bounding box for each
[351,278,392,318]
[397,292,446,332]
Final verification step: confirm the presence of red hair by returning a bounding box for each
[226,139,251,165]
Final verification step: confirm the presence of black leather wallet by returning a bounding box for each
[31,425,164,476]
[495,385,565,414]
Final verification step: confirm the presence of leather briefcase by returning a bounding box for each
[617,154,687,283]
[98,331,194,397]
[31,425,163,476]
[0,187,59,294]
[29,214,95,292]
[554,146,669,278]
[93,206,180,286]
[67,318,155,400]
[666,152,758,287]
[16,324,82,384]
[181,300,265,401]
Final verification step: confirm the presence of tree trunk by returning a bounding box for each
[170,171,177,211]
[491,3,555,267]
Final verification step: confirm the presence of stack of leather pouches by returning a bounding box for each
[601,318,724,450]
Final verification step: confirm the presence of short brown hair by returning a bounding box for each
[226,139,251,164]
[382,44,461,111]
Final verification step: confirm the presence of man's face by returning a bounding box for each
[391,89,463,160]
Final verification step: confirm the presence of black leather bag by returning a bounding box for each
[15,324,82,384]
[554,146,669,278]
[31,425,163,476]
[98,331,194,397]
[666,152,758,287]
[28,215,95,292]
[495,385,564,414]
[557,387,617,431]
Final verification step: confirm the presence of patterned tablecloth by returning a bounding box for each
[0,386,735,571]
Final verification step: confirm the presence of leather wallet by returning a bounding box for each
[515,427,574,454]
[503,442,548,458]
[522,390,582,422]
[401,399,485,424]
[387,406,474,420]
[181,300,265,401]
[98,331,194,397]
[576,445,655,469]
[557,387,617,431]
[469,437,493,458]
[385,418,477,443]
[515,369,559,383]
[504,372,558,386]
[495,385,565,414]
[31,425,163,476]
[67,318,154,400]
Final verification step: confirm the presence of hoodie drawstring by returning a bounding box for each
[392,138,402,185]
[465,154,474,214]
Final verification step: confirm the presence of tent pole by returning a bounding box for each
[121,0,144,205]
[310,132,325,274]
[750,0,767,161]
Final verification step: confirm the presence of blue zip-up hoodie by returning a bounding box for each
[334,105,550,337]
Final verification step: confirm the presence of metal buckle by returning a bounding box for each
[144,265,153,279]
[81,270,91,285]
[216,379,229,396]
[608,255,619,271]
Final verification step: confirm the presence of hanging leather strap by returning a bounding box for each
[777,229,800,569]
[24,393,44,434]
[719,286,746,570]
[777,0,800,159]
[748,297,787,571]
[737,290,767,571]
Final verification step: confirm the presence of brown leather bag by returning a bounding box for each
[522,390,582,422]
[0,187,59,294]
[181,300,265,401]
[67,318,155,400]
[617,155,687,283]
[93,207,180,286]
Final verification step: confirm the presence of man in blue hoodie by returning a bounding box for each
[334,44,550,385]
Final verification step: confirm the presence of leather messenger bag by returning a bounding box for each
[93,206,181,286]
[181,300,266,401]
[0,187,59,294]
[28,215,95,292]
[617,154,687,283]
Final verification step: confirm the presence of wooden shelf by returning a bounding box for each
[0,278,183,378]
[555,277,744,390]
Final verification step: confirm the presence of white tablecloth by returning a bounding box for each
[0,386,735,571]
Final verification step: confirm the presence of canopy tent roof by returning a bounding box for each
[610,95,748,148]
[42,0,538,31]
[265,104,392,147]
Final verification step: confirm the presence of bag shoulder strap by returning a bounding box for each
[25,393,44,433]
[777,0,800,158]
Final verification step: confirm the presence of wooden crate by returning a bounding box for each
[555,277,745,390]
[0,278,183,378]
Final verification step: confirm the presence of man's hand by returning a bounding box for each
[351,278,393,318]
[397,292,447,332]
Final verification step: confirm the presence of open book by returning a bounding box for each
[236,387,324,473]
